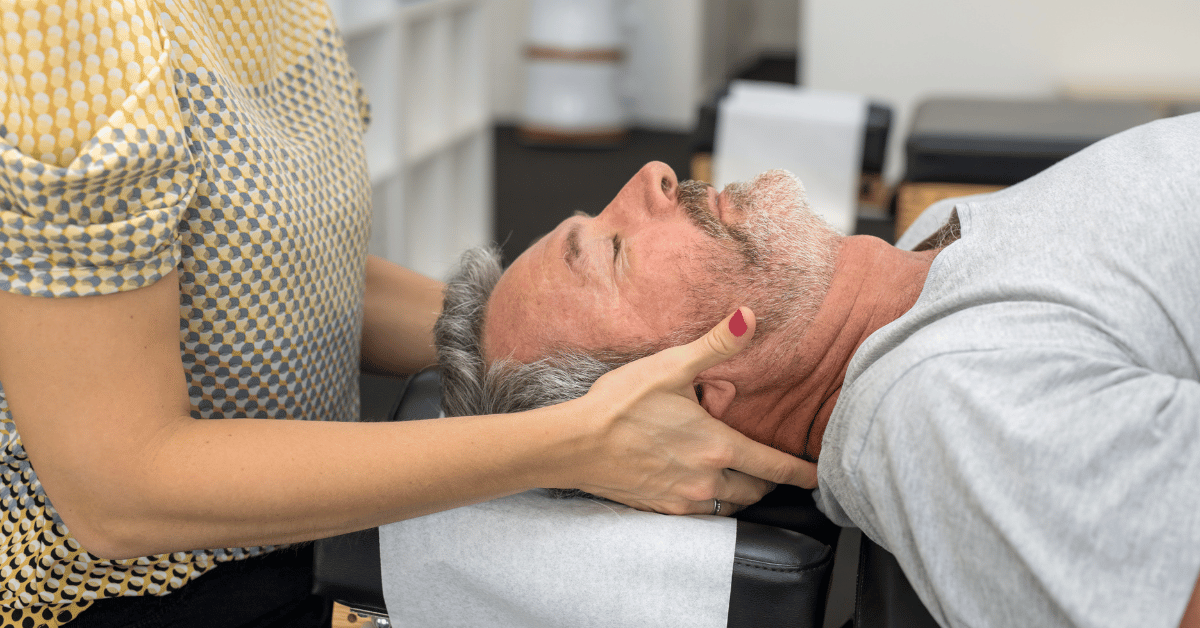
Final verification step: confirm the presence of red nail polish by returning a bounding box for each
[729,309,747,337]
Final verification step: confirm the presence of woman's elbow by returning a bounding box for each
[37,463,175,560]
[51,498,159,560]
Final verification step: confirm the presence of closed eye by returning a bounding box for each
[612,234,621,263]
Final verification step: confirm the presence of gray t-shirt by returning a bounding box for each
[816,113,1200,628]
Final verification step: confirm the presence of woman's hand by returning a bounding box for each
[567,307,818,515]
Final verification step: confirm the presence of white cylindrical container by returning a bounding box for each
[519,0,628,146]
[527,0,625,50]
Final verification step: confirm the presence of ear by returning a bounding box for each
[694,378,737,419]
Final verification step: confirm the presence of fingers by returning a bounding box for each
[728,436,819,489]
[661,470,780,517]
[717,468,779,506]
[654,307,756,388]
[623,497,745,517]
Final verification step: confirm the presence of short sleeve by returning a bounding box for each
[0,0,194,297]
[353,72,371,133]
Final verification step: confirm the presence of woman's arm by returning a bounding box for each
[0,275,814,560]
[360,255,445,375]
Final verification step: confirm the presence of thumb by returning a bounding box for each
[660,307,756,386]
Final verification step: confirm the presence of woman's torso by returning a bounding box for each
[0,1,372,623]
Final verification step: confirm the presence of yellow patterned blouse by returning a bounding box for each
[0,0,372,625]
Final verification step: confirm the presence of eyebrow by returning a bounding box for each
[563,224,582,272]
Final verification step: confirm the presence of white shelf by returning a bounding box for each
[406,116,488,167]
[447,4,486,129]
[334,0,399,38]
[340,0,492,280]
[367,152,401,187]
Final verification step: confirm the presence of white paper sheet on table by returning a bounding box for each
[713,81,867,235]
[379,489,737,628]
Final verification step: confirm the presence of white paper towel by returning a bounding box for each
[379,489,737,627]
[713,81,867,235]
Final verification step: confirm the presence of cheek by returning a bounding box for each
[673,247,743,302]
[624,260,727,337]
[641,233,716,279]
[616,229,737,339]
[609,287,673,341]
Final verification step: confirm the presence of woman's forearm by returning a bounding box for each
[59,405,586,559]
[360,255,446,375]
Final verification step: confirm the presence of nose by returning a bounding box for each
[601,161,681,224]
[637,161,679,213]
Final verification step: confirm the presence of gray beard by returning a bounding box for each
[674,171,841,343]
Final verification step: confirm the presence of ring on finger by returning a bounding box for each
[711,498,722,516]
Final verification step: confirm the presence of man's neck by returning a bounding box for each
[741,236,940,460]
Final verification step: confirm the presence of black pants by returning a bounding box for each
[68,546,332,628]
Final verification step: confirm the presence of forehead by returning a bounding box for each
[483,222,603,363]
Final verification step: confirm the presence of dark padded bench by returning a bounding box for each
[313,369,841,628]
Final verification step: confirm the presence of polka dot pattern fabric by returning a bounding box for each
[0,1,372,625]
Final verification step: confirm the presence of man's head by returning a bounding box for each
[435,162,843,456]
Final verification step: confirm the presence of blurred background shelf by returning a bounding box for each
[337,0,492,280]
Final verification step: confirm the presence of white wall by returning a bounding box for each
[704,0,800,100]
[803,0,1200,182]
[623,0,706,129]
[486,0,531,121]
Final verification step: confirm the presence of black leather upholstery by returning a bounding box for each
[383,367,444,422]
[312,527,388,616]
[312,368,837,627]
[737,484,841,550]
[854,536,938,628]
[730,521,833,627]
[905,98,1160,185]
